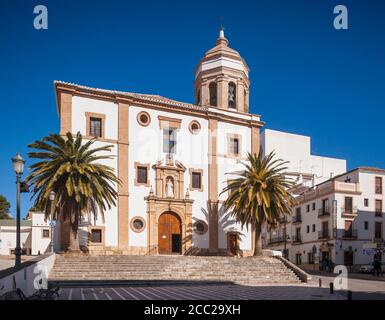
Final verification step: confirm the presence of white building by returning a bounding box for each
[0,212,54,256]
[263,167,385,270]
[54,30,262,256]
[261,129,346,194]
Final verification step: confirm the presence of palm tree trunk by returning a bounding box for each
[67,214,80,252]
[253,223,263,256]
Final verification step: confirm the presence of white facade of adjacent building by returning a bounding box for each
[261,129,347,194]
[263,168,385,270]
[0,212,54,256]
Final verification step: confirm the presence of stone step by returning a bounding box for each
[48,255,302,284]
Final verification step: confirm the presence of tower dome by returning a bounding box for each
[194,30,250,113]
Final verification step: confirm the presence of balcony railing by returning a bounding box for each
[292,235,302,243]
[292,215,302,224]
[318,230,330,239]
[318,207,331,218]
[296,181,360,203]
[343,229,358,239]
[375,210,383,217]
[269,236,285,245]
[341,206,358,217]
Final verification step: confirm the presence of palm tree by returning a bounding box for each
[221,150,295,256]
[25,132,120,252]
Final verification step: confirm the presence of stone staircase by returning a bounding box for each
[48,255,302,286]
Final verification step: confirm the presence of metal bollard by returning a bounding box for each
[347,290,352,300]
[329,282,334,294]
[319,278,322,288]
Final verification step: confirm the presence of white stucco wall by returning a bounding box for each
[217,121,253,251]
[0,253,56,297]
[31,212,51,255]
[0,227,31,255]
[261,129,346,186]
[71,96,119,247]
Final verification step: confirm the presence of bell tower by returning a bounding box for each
[194,29,250,113]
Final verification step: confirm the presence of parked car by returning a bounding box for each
[359,262,385,274]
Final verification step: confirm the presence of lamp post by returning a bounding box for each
[49,191,56,253]
[12,153,25,268]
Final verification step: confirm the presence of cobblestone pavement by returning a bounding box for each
[57,283,344,300]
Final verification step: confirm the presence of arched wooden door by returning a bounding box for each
[158,212,182,254]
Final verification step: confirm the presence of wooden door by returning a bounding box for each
[229,233,238,255]
[158,212,182,254]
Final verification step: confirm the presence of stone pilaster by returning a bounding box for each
[118,102,129,249]
[208,117,219,253]
[236,80,245,113]
[200,79,209,107]
[59,91,73,135]
[216,75,227,109]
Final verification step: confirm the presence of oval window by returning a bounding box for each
[193,220,208,235]
[130,216,146,233]
[189,120,201,134]
[137,111,151,127]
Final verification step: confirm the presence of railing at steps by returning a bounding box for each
[275,256,312,283]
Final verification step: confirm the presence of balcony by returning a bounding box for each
[318,230,330,240]
[318,207,331,218]
[292,235,302,243]
[269,236,285,245]
[292,215,302,224]
[296,181,360,203]
[375,210,383,217]
[343,229,358,239]
[341,206,358,218]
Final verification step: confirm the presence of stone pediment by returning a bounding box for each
[153,156,186,172]
[150,155,188,200]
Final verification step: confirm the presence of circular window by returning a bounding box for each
[193,220,208,235]
[130,216,146,233]
[189,120,201,134]
[137,111,151,127]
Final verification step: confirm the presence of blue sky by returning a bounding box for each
[0,0,384,217]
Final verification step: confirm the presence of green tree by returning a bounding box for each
[0,195,11,219]
[221,151,295,256]
[25,132,120,252]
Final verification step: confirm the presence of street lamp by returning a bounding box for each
[11,153,26,268]
[49,191,56,253]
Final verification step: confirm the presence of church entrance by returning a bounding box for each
[158,212,182,254]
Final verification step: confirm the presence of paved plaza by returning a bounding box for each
[311,272,385,300]
[56,283,344,300]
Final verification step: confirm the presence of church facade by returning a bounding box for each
[54,30,263,256]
